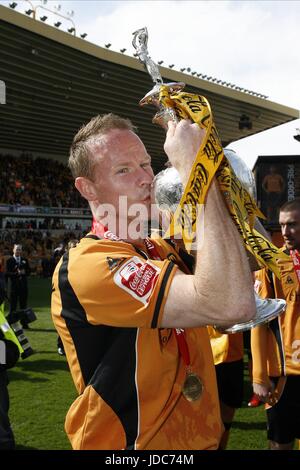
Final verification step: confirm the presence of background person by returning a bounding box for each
[6,245,30,329]
[57,239,79,356]
[0,250,5,294]
[0,286,20,450]
[262,166,285,223]
[0,334,19,450]
[208,328,244,450]
[252,198,300,450]
[244,330,262,408]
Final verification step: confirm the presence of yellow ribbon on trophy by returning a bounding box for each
[216,160,288,277]
[159,85,289,278]
[161,87,224,246]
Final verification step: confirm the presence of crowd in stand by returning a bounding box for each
[0,153,87,208]
[3,218,84,231]
[0,153,91,274]
[0,231,85,277]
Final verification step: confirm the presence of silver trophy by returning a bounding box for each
[153,155,286,333]
[132,27,185,129]
[134,27,286,332]
[219,150,286,332]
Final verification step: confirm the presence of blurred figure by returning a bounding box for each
[262,166,285,222]
[0,335,19,449]
[244,330,262,408]
[0,250,5,295]
[252,198,300,450]
[208,328,244,449]
[0,287,20,449]
[6,245,30,329]
[67,239,79,250]
[57,239,79,356]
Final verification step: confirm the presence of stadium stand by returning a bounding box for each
[0,153,91,275]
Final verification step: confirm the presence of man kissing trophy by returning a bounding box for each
[132,27,286,334]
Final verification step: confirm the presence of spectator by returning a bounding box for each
[262,166,285,223]
[56,239,79,357]
[208,328,244,449]
[252,198,300,449]
[0,287,20,450]
[6,245,30,328]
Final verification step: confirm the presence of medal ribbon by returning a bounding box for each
[159,85,289,278]
[290,249,300,283]
[137,237,193,372]
[174,328,192,371]
[91,219,121,241]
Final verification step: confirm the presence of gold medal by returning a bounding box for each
[182,372,203,402]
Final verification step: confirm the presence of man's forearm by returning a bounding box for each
[193,180,255,326]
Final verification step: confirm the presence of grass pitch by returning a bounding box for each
[6,277,267,450]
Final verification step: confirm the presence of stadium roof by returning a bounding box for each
[0,5,299,173]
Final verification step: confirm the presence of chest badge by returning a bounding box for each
[106,257,126,271]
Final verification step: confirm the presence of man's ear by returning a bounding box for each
[75,177,98,201]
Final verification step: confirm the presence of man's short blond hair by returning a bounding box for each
[69,113,136,179]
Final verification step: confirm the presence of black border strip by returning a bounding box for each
[151,262,175,328]
[269,318,285,375]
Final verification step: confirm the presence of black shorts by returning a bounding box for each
[215,359,244,408]
[267,375,300,444]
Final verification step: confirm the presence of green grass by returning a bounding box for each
[6,277,74,450]
[227,366,268,450]
[6,277,268,450]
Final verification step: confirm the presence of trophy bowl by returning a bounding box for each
[153,167,286,333]
[153,166,183,211]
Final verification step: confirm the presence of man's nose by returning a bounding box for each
[282,225,289,236]
[138,167,154,186]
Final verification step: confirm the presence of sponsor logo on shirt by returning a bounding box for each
[114,256,161,304]
[104,230,120,241]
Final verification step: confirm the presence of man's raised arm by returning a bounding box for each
[160,120,256,328]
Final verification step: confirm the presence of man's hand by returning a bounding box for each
[164,120,206,185]
[253,381,274,402]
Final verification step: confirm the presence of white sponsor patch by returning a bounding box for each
[114,256,161,304]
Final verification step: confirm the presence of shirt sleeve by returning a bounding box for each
[251,268,273,385]
[67,241,178,329]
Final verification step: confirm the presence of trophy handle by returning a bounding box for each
[132,27,163,85]
[132,26,185,128]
